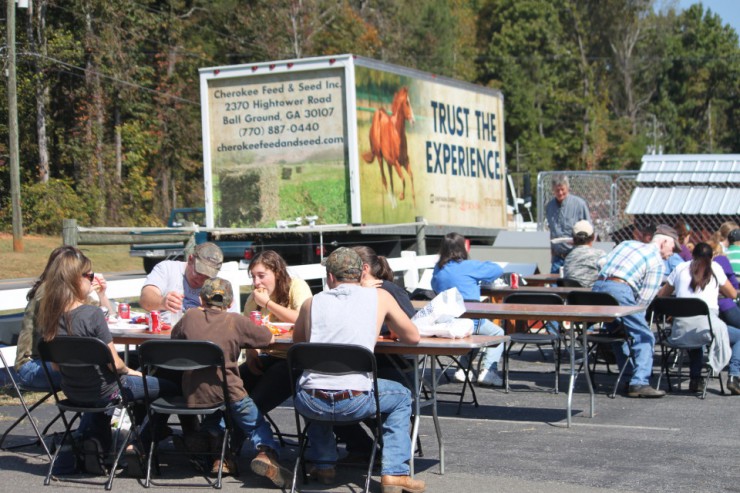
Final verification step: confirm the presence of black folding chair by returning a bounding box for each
[566,291,634,398]
[139,340,231,489]
[38,337,142,490]
[0,346,61,459]
[649,297,725,399]
[502,293,563,393]
[287,343,382,493]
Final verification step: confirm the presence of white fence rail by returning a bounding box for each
[0,252,441,313]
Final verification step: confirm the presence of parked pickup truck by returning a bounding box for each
[129,207,256,273]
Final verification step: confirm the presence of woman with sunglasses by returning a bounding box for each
[37,249,178,474]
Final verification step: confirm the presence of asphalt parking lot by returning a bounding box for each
[1,352,738,493]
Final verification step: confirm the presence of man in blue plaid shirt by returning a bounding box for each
[592,224,681,398]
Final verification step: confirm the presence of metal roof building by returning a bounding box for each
[625,154,740,215]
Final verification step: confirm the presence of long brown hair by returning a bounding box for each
[712,221,739,245]
[249,250,291,308]
[689,242,716,292]
[436,232,468,269]
[353,246,394,282]
[27,245,82,301]
[38,249,93,341]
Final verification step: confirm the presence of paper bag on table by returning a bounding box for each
[411,287,474,339]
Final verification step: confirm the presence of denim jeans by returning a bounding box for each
[17,358,62,390]
[77,374,179,452]
[202,394,279,455]
[592,280,654,386]
[689,324,740,378]
[551,255,565,274]
[295,378,412,476]
[458,319,504,372]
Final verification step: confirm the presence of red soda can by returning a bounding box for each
[250,311,262,325]
[148,310,161,333]
[510,273,520,289]
[118,302,130,320]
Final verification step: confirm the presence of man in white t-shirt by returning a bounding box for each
[140,242,236,322]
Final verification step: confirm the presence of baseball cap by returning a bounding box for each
[193,242,223,277]
[200,277,233,308]
[654,224,682,253]
[324,247,363,281]
[728,229,740,244]
[572,220,594,237]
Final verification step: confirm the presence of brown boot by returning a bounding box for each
[307,464,336,484]
[381,474,426,493]
[250,446,292,487]
[208,433,239,476]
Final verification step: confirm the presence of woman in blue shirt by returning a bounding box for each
[432,233,505,386]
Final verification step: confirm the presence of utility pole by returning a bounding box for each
[7,0,26,252]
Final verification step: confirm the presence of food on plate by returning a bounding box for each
[266,322,293,335]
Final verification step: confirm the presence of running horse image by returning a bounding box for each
[362,87,416,208]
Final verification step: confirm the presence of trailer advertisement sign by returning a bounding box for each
[355,65,506,228]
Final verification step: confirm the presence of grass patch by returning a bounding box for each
[0,233,142,280]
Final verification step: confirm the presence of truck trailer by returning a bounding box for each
[133,54,510,271]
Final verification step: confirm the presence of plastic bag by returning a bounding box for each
[412,287,474,339]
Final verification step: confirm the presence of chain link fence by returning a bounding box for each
[536,168,740,245]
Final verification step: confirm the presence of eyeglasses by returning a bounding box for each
[82,272,95,282]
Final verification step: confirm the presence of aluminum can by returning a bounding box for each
[148,310,161,333]
[510,272,519,289]
[118,302,130,320]
[250,311,262,325]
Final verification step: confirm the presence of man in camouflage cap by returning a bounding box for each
[293,247,425,492]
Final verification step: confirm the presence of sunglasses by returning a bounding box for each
[82,272,95,283]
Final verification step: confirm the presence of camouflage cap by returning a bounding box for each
[193,242,223,277]
[200,277,233,308]
[324,247,362,281]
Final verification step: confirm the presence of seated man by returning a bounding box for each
[293,247,426,493]
[563,220,606,288]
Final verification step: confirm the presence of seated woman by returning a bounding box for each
[431,233,505,387]
[37,248,178,474]
[14,245,111,390]
[657,242,740,395]
[239,250,313,414]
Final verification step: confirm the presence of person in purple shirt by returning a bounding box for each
[710,241,740,329]
[431,233,505,387]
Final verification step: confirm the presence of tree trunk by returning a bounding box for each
[114,102,122,182]
[29,0,50,183]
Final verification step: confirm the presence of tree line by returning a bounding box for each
[1,0,738,232]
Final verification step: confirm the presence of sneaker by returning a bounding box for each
[453,368,475,383]
[250,447,291,487]
[82,438,107,476]
[477,369,503,387]
[627,384,666,398]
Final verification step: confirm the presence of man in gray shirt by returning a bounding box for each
[545,175,590,274]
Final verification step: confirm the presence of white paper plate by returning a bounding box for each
[109,323,148,331]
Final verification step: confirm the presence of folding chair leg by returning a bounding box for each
[0,392,54,459]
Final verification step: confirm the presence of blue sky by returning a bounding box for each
[678,0,740,34]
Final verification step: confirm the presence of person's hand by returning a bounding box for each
[163,291,184,312]
[245,349,264,375]
[126,368,143,378]
[92,274,107,293]
[361,278,382,288]
[253,288,270,308]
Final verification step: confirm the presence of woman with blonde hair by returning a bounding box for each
[712,221,739,253]
[38,249,177,473]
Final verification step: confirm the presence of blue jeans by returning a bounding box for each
[551,255,565,274]
[689,324,740,378]
[77,374,178,452]
[203,394,279,455]
[295,379,412,476]
[458,319,504,372]
[17,359,62,390]
[592,280,654,386]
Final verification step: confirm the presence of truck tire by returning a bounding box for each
[143,258,158,274]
